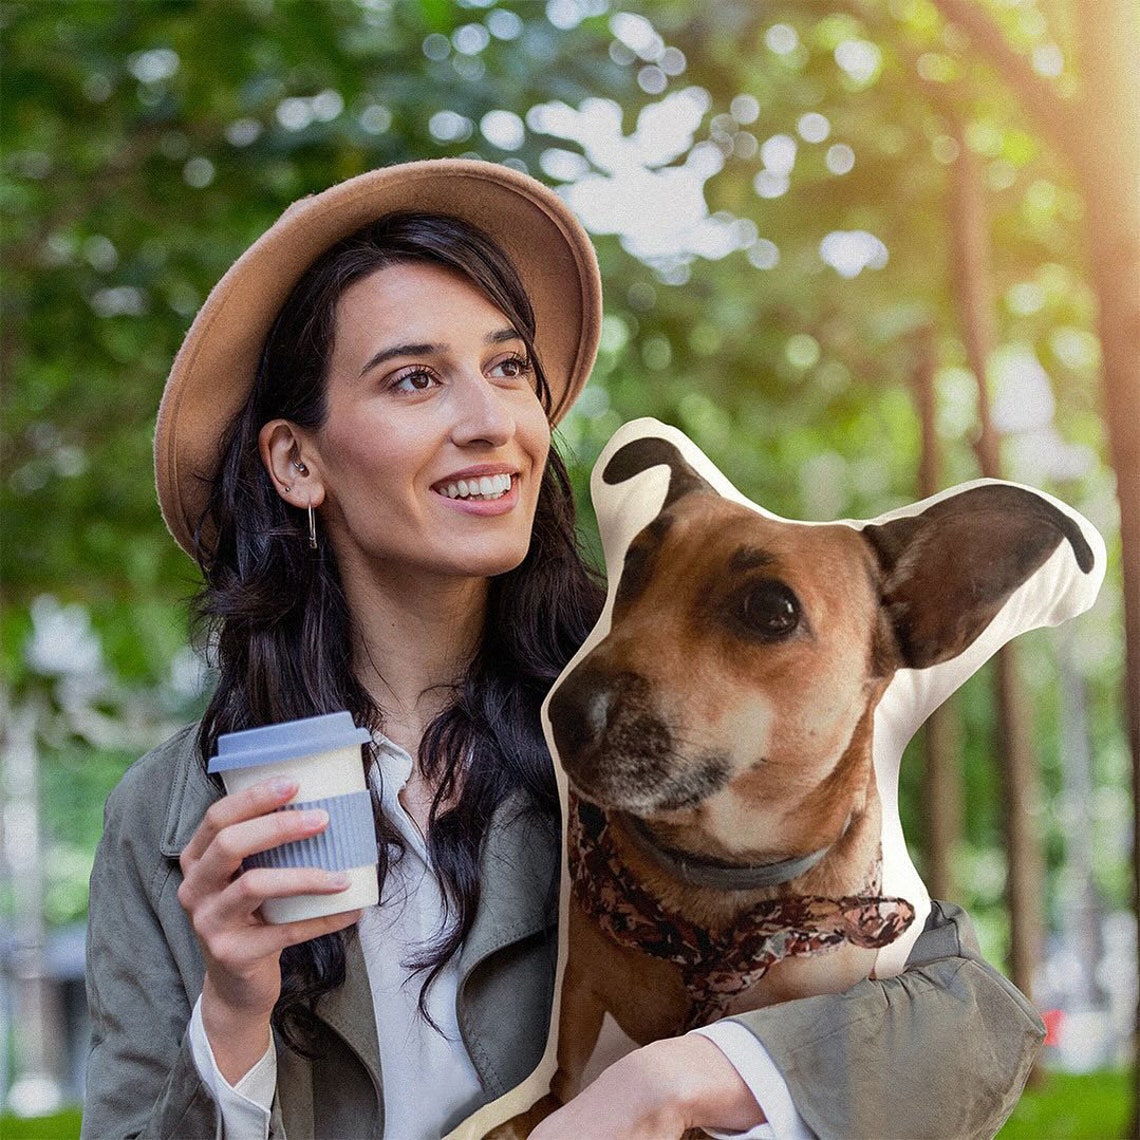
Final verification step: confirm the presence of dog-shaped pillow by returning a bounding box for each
[451,418,1104,1139]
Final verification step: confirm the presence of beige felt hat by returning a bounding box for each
[155,158,603,558]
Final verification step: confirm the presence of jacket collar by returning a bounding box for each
[307,798,559,1093]
[460,792,559,977]
[312,926,384,1097]
[160,725,219,858]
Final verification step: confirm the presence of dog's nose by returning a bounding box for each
[549,664,617,761]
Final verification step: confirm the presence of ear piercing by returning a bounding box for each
[282,460,308,495]
[279,464,318,550]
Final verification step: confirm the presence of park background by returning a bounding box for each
[2,0,1138,1135]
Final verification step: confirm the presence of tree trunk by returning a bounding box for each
[912,324,963,901]
[991,647,1047,998]
[923,702,964,901]
[1056,625,1108,1017]
[930,0,1140,1111]
[1070,3,1140,1115]
[948,118,1045,1000]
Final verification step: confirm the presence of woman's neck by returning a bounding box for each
[345,569,489,755]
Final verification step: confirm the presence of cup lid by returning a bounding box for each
[209,711,372,773]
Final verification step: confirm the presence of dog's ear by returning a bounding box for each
[602,438,715,509]
[861,483,1095,669]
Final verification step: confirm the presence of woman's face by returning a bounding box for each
[305,261,551,589]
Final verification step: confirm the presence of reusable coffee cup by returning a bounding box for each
[208,711,379,924]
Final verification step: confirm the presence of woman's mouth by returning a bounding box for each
[437,473,513,501]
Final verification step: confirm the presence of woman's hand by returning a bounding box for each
[530,1035,764,1140]
[177,777,362,1083]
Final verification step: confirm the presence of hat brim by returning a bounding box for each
[155,159,603,559]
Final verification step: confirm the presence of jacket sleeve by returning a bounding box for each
[82,762,225,1140]
[724,901,1044,1140]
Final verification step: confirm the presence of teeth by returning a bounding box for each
[439,474,512,500]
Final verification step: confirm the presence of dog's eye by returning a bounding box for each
[736,581,800,639]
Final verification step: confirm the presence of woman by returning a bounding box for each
[84,160,1043,1140]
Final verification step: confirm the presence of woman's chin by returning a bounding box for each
[417,544,531,583]
[469,548,532,580]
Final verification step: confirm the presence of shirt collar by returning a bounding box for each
[368,730,431,862]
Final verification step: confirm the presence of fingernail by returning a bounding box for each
[327,872,351,889]
[301,809,329,829]
[270,777,297,797]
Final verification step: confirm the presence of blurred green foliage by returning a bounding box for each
[997,1068,1133,1138]
[0,1108,82,1140]
[0,0,1127,979]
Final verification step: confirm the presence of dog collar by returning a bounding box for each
[568,796,915,1029]
[622,814,837,891]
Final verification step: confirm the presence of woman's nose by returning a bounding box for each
[450,374,514,447]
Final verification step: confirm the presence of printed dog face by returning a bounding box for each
[550,493,887,856]
[548,433,1096,865]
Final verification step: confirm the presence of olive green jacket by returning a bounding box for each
[83,726,1043,1139]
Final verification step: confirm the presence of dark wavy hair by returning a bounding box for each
[192,213,603,1051]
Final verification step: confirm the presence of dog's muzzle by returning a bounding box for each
[549,663,730,815]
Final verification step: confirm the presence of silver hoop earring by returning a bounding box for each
[307,502,317,550]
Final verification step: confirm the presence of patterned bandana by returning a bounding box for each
[568,795,916,1029]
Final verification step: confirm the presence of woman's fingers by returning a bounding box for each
[180,777,299,867]
[177,777,371,984]
[187,864,364,967]
[175,778,369,1037]
[209,864,351,926]
[181,801,333,909]
[202,901,365,968]
[178,782,352,930]
[181,819,351,915]
[231,864,354,901]
[191,806,332,885]
[250,905,365,957]
[529,1037,764,1140]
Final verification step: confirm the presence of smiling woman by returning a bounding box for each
[154,202,600,1110]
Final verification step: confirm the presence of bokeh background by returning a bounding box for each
[2,1,1138,1135]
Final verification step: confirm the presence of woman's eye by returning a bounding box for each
[734,581,801,640]
[391,369,437,393]
[491,355,532,381]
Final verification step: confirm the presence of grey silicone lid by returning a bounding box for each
[209,711,371,773]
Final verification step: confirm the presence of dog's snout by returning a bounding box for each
[549,666,729,816]
[549,665,619,758]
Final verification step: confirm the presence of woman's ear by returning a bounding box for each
[258,419,325,508]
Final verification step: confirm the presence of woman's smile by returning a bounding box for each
[432,466,518,511]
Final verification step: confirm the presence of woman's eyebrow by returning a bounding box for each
[359,328,522,377]
[359,341,437,377]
